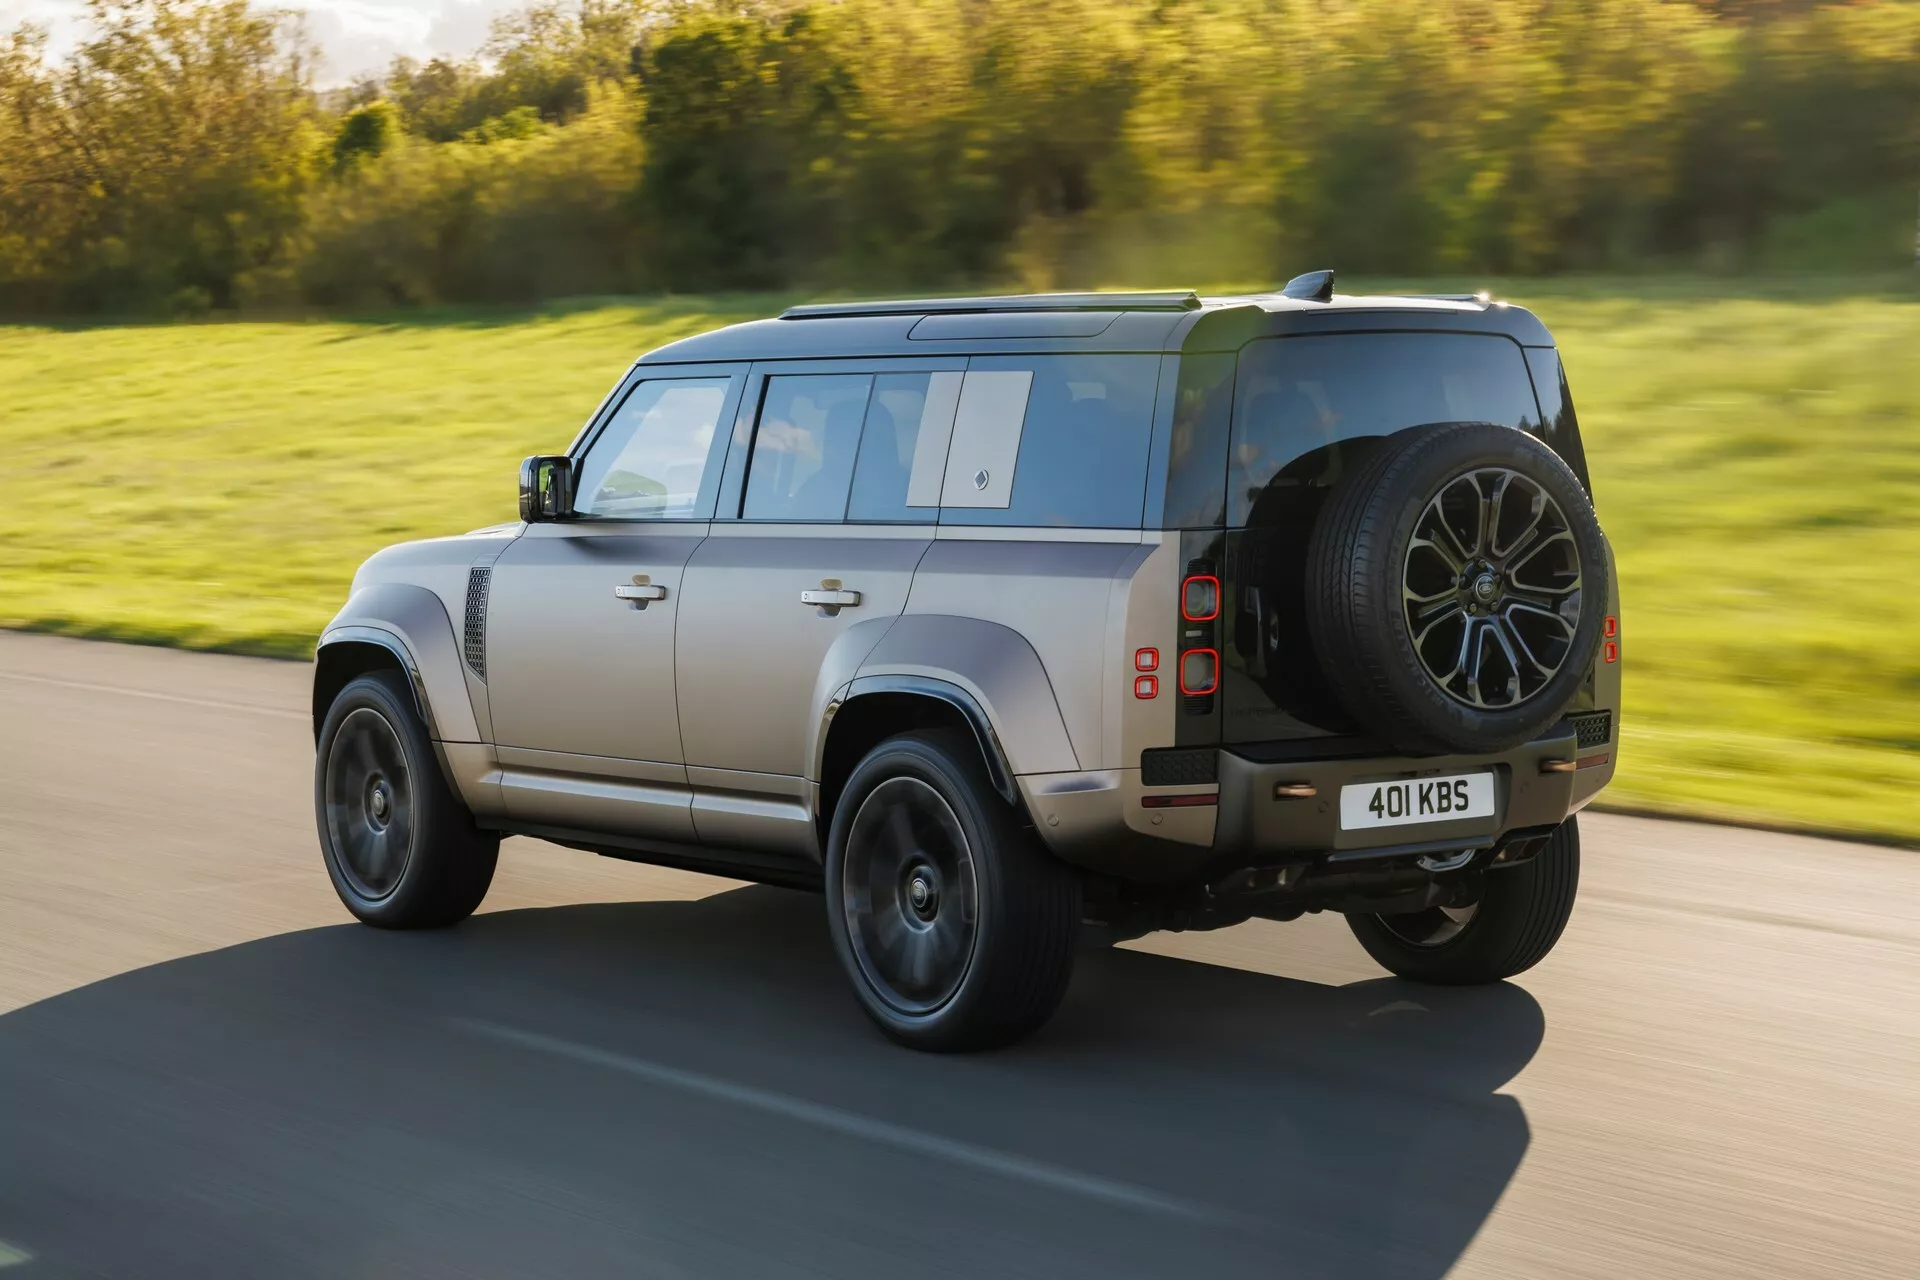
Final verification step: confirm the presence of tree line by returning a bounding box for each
[1,0,1915,316]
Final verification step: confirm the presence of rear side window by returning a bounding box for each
[847,371,961,522]
[1228,334,1541,526]
[939,354,1160,528]
[743,374,873,520]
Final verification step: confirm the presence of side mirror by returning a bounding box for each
[519,455,574,522]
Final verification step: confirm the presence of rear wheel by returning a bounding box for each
[825,731,1081,1052]
[315,670,498,928]
[1347,817,1580,984]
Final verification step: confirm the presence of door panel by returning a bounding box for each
[676,527,930,780]
[486,523,706,766]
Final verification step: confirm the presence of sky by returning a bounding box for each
[4,0,523,83]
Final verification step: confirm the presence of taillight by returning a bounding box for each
[1604,641,1619,664]
[1178,648,1218,696]
[1134,674,1159,699]
[1181,574,1220,621]
[1134,647,1159,672]
[1604,616,1619,663]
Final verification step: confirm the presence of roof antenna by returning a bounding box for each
[1279,269,1335,302]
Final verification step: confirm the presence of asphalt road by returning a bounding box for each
[1,631,1915,1279]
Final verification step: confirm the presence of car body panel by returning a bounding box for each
[678,523,932,776]
[321,580,481,744]
[904,533,1149,771]
[487,521,707,766]
[852,613,1079,776]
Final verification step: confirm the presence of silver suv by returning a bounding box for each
[313,273,1620,1051]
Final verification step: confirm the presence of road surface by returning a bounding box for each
[1,631,1915,1279]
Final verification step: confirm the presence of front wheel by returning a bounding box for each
[825,731,1081,1052]
[315,670,499,929]
[1347,816,1580,984]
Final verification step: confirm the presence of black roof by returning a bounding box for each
[637,288,1556,365]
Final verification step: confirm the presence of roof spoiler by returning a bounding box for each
[780,290,1202,320]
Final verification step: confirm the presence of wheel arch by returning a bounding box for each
[316,583,482,744]
[313,631,433,743]
[814,679,1023,845]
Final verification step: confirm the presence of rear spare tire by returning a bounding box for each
[1306,421,1607,755]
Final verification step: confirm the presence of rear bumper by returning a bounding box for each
[1020,717,1616,886]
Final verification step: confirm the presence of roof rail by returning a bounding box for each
[780,290,1202,320]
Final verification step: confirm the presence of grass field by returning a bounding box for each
[2,278,1916,843]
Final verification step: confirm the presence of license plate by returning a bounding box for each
[1339,772,1495,831]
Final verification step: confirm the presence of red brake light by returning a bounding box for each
[1178,648,1219,696]
[1134,647,1159,672]
[1181,575,1220,621]
[1134,674,1158,699]
[1604,641,1619,664]
[1604,615,1618,638]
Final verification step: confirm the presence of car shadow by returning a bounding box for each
[0,885,1543,1280]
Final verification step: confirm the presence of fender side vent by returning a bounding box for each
[1141,747,1218,787]
[463,567,491,681]
[1568,711,1611,750]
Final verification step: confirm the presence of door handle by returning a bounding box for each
[614,582,667,608]
[800,584,861,617]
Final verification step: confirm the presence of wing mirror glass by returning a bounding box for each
[519,455,574,522]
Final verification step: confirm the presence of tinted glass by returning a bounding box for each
[940,354,1160,528]
[848,372,949,522]
[1524,347,1593,495]
[1160,352,1234,529]
[1228,334,1540,527]
[744,374,874,521]
[574,377,731,519]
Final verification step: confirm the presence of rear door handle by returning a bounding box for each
[801,586,861,617]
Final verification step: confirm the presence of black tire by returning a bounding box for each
[1347,817,1580,984]
[825,731,1082,1052]
[314,670,499,929]
[1307,421,1609,755]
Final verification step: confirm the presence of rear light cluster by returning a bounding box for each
[1603,614,1619,664]
[1179,571,1219,702]
[1132,567,1224,705]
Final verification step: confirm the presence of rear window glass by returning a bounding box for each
[1228,334,1540,526]
[940,354,1160,528]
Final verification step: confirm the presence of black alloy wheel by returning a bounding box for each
[1374,901,1480,948]
[1348,817,1581,984]
[314,669,499,929]
[323,706,416,901]
[825,730,1081,1052]
[841,777,979,1015]
[1403,467,1583,710]
[1307,421,1609,755]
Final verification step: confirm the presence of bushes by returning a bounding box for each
[2,0,1917,314]
[297,90,645,306]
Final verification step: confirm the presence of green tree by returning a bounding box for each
[0,0,319,313]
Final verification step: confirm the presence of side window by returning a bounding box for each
[847,371,963,522]
[743,374,873,521]
[573,377,731,519]
[1161,352,1235,529]
[939,354,1161,528]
